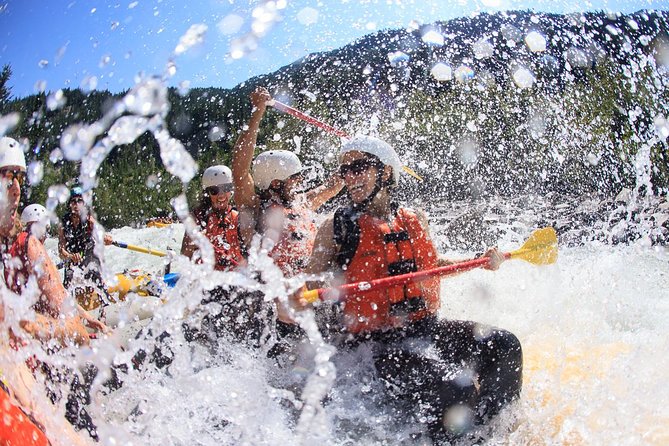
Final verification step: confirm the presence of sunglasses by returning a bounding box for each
[206,184,233,195]
[0,168,26,186]
[339,158,378,178]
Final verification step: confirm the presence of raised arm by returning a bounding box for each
[304,173,345,211]
[232,87,271,209]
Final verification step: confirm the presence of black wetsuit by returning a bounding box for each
[61,213,107,302]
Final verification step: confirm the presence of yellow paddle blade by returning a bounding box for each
[402,166,424,181]
[509,227,558,265]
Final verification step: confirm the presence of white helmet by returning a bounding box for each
[202,165,233,189]
[252,150,303,190]
[21,204,50,226]
[0,137,26,171]
[340,136,402,184]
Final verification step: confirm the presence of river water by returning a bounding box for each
[22,204,666,445]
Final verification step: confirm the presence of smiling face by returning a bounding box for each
[208,187,232,211]
[339,151,382,205]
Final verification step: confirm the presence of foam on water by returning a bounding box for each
[31,221,669,444]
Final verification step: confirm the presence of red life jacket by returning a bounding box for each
[201,207,246,271]
[0,382,50,446]
[337,207,440,334]
[264,204,316,277]
[2,232,52,318]
[2,231,30,295]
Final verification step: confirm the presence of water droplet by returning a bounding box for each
[299,90,317,102]
[80,76,98,92]
[466,121,478,132]
[388,51,410,66]
[458,137,478,168]
[501,24,522,42]
[208,125,226,142]
[33,80,47,93]
[47,89,67,111]
[654,114,669,139]
[422,29,444,46]
[166,60,177,77]
[49,148,63,163]
[174,23,208,56]
[27,161,44,185]
[128,1,138,9]
[512,67,535,89]
[47,184,71,204]
[454,65,475,83]
[178,80,191,96]
[111,21,120,30]
[431,63,452,82]
[99,54,112,67]
[107,116,150,146]
[525,31,547,53]
[123,77,169,116]
[473,39,494,59]
[297,7,318,26]
[146,174,159,188]
[217,14,244,35]
[60,124,94,161]
[0,112,21,136]
[38,59,49,68]
[406,20,420,32]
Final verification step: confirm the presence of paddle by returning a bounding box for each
[301,227,558,304]
[267,99,424,181]
[111,241,167,257]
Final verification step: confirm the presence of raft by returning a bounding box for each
[76,271,180,310]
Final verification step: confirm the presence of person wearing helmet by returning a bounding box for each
[20,203,50,243]
[298,136,523,442]
[181,165,245,270]
[58,186,113,310]
[0,137,91,343]
[232,87,344,279]
[177,165,271,346]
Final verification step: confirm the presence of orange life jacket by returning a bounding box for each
[0,382,50,446]
[201,207,246,271]
[263,204,316,277]
[336,207,440,334]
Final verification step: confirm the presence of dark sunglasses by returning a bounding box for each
[0,168,26,186]
[339,158,378,178]
[206,184,233,195]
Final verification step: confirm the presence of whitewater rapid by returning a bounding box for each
[30,218,669,445]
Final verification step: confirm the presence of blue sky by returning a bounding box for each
[0,0,667,98]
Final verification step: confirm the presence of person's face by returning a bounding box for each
[268,174,302,203]
[69,195,84,211]
[0,166,25,230]
[339,151,381,204]
[206,184,233,211]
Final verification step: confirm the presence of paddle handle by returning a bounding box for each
[112,241,167,257]
[302,254,510,304]
[269,100,350,139]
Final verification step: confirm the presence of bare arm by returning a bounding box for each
[304,174,345,211]
[19,314,90,346]
[303,216,337,279]
[232,87,271,209]
[27,236,67,316]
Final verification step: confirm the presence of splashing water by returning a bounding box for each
[1,2,668,446]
